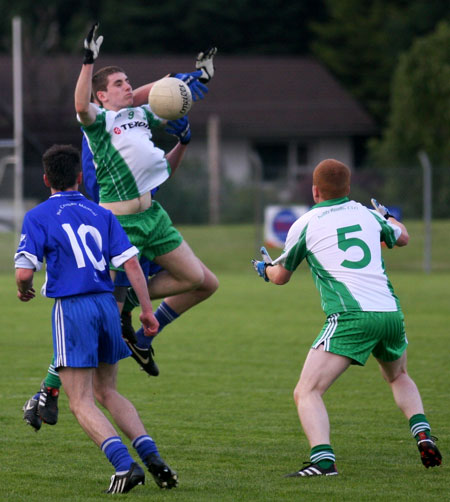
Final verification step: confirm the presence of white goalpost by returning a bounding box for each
[1,17,24,238]
[12,16,24,240]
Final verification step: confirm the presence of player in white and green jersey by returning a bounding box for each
[81,103,169,203]
[252,159,441,477]
[73,24,219,376]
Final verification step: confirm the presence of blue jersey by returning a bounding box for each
[81,134,100,203]
[15,191,139,298]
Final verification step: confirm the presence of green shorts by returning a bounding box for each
[312,311,408,366]
[115,200,183,264]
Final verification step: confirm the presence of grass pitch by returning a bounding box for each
[1,224,449,501]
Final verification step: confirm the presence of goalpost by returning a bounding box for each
[12,16,24,240]
[0,17,23,238]
[0,17,25,239]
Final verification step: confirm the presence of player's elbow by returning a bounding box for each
[395,231,410,247]
[271,275,290,285]
[269,265,292,285]
[15,268,34,285]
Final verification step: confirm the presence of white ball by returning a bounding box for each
[148,77,192,120]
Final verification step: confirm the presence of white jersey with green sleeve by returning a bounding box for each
[79,104,170,203]
[281,197,403,316]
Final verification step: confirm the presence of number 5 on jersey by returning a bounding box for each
[337,225,371,269]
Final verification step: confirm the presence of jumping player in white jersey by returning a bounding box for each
[252,158,442,476]
[75,24,219,361]
[15,144,178,493]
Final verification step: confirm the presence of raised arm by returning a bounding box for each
[75,63,97,126]
[132,81,160,106]
[252,260,293,285]
[388,216,409,247]
[251,246,294,285]
[74,23,103,126]
[132,46,217,107]
[164,116,191,176]
[371,198,409,247]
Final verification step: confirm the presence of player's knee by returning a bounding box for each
[293,385,303,406]
[384,367,408,385]
[204,269,219,295]
[94,386,114,407]
[186,264,205,289]
[67,396,89,418]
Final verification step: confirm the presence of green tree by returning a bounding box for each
[370,22,450,217]
[0,0,326,55]
[0,1,97,54]
[94,0,326,54]
[310,0,450,126]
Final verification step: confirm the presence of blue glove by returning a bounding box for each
[165,116,191,145]
[173,70,208,101]
[251,259,270,282]
[371,198,392,219]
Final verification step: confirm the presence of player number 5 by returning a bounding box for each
[337,225,371,269]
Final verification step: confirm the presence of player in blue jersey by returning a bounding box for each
[22,138,162,431]
[23,39,219,430]
[15,144,178,493]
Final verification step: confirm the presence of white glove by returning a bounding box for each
[195,47,218,83]
[83,23,103,64]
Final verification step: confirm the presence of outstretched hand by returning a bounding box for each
[196,47,218,83]
[251,259,270,282]
[165,116,191,145]
[371,198,392,219]
[83,22,103,64]
[252,246,275,281]
[174,71,208,101]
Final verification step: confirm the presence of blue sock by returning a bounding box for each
[135,301,180,349]
[101,436,134,473]
[135,326,151,349]
[132,434,159,463]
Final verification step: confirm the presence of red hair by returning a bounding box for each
[312,159,351,200]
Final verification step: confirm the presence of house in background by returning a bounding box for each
[0,54,376,202]
[187,56,377,187]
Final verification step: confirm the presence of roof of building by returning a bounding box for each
[0,54,377,147]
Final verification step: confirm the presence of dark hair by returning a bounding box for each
[92,65,126,104]
[312,159,351,200]
[42,144,81,191]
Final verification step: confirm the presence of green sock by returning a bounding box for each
[409,413,431,440]
[43,357,61,389]
[310,444,335,469]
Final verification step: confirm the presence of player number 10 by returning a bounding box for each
[62,223,107,271]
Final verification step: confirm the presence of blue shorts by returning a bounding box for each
[113,259,163,287]
[52,292,131,368]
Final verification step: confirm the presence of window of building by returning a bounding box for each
[253,143,288,181]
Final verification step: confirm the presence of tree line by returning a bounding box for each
[0,0,449,214]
